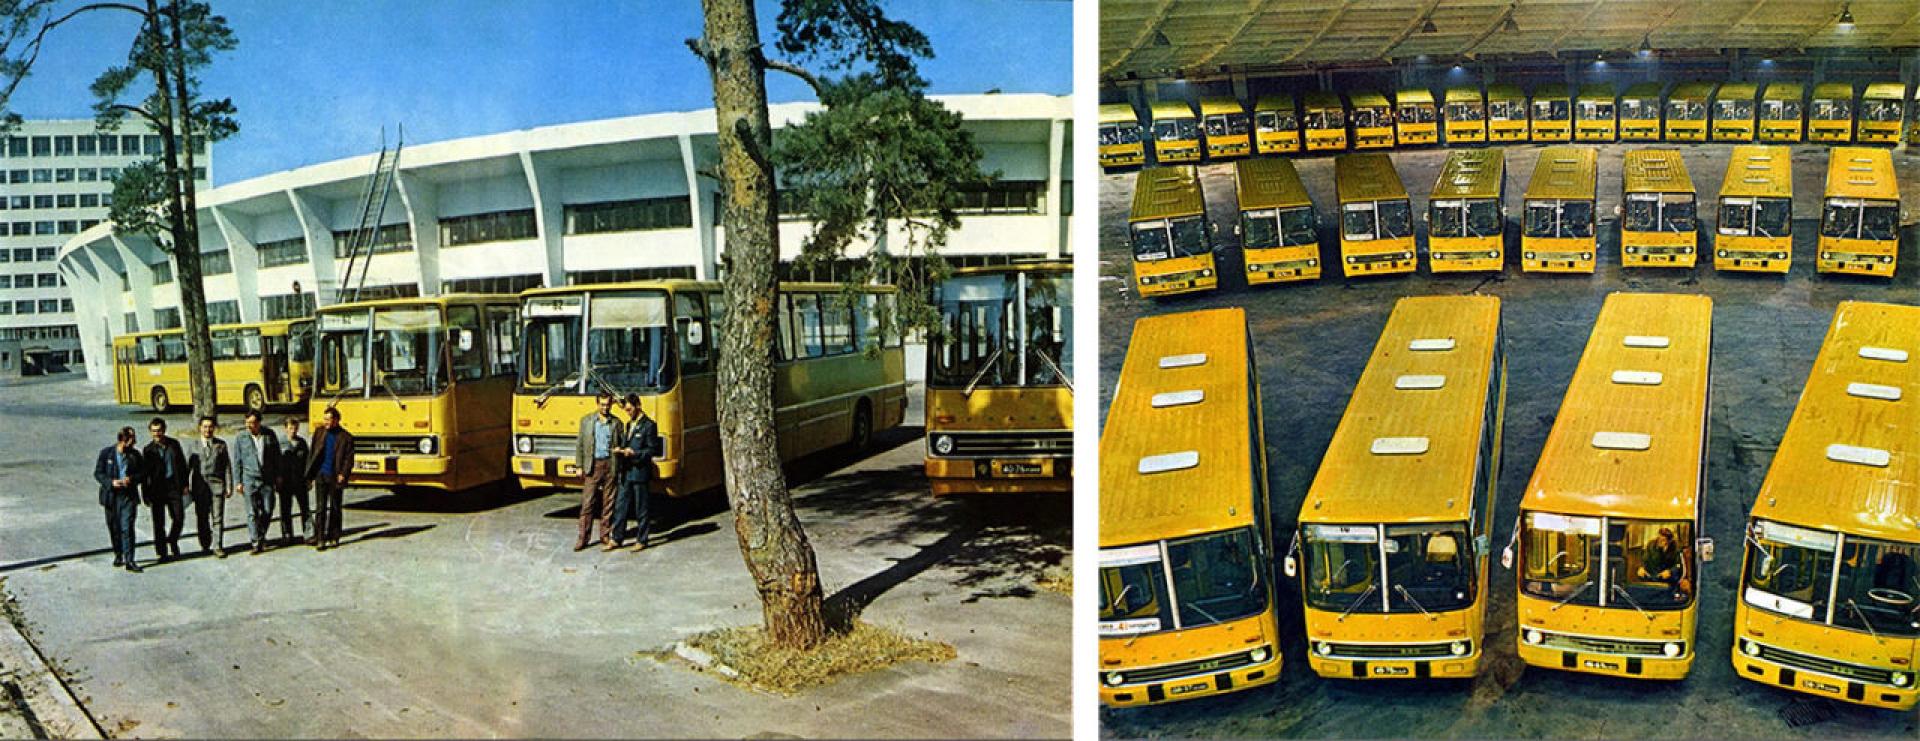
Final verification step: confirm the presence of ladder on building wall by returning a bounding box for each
[335,126,404,304]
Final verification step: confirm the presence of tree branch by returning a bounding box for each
[763,57,824,97]
[100,102,164,130]
[1,2,151,112]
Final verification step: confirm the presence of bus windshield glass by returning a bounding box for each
[1861,100,1903,122]
[1446,103,1483,121]
[1429,200,1465,238]
[1242,207,1315,249]
[1813,99,1851,120]
[1716,100,1754,119]
[1154,118,1196,142]
[1667,101,1706,121]
[317,306,450,399]
[586,292,674,393]
[1204,114,1250,137]
[1303,523,1476,614]
[1522,512,1603,607]
[1099,528,1266,635]
[1255,110,1297,132]
[317,311,370,398]
[1533,100,1569,121]
[931,271,1072,389]
[1621,99,1654,120]
[519,295,584,394]
[1607,518,1695,609]
[1099,123,1141,146]
[1131,217,1207,261]
[1306,109,1345,129]
[289,322,314,363]
[1823,200,1900,241]
[1399,106,1435,124]
[1467,200,1502,237]
[1746,521,1920,636]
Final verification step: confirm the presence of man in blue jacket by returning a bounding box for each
[94,427,145,572]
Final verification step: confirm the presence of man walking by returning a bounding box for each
[573,391,625,552]
[610,393,661,551]
[232,411,281,555]
[141,417,188,561]
[305,407,355,550]
[184,416,231,557]
[277,417,311,546]
[93,427,144,572]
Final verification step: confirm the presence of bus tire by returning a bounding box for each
[244,384,266,414]
[850,399,874,450]
[150,386,170,413]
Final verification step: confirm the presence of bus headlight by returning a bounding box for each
[1821,252,1833,260]
[1893,672,1912,688]
[1662,642,1682,658]
[1741,639,1761,657]
[1307,259,1317,267]
[1104,672,1125,687]
[1487,251,1500,259]
[1624,246,1639,254]
[1524,629,1544,645]
[418,437,437,455]
[1315,641,1333,656]
[517,436,533,454]
[1450,640,1469,656]
[1580,253,1594,261]
[1881,256,1894,264]
[1250,646,1271,663]
[1774,252,1788,260]
[932,435,956,456]
[1524,252,1536,260]
[1717,249,1728,258]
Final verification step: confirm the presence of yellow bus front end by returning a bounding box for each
[1199,97,1252,160]
[1711,83,1757,141]
[1150,100,1201,164]
[1856,83,1905,144]
[1304,92,1348,152]
[1486,85,1528,143]
[1349,91,1395,150]
[1817,148,1900,277]
[1428,148,1506,273]
[1759,83,1805,142]
[1099,103,1146,170]
[1129,167,1216,298]
[1529,90,1572,142]
[1443,88,1486,145]
[1394,88,1438,146]
[1714,145,1793,273]
[1335,153,1414,277]
[1235,157,1321,285]
[1809,83,1855,143]
[1620,149,1699,269]
[1662,83,1712,142]
[1575,85,1616,142]
[1521,147,1598,273]
[1619,83,1664,141]
[1253,95,1302,155]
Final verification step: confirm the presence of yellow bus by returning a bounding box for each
[1304,91,1348,152]
[1575,84,1616,142]
[1487,84,1529,143]
[1620,149,1699,269]
[512,281,908,494]
[1253,94,1302,155]
[312,294,520,492]
[1809,83,1855,143]
[926,266,1069,497]
[1912,90,1920,146]
[1129,166,1217,298]
[1619,82,1665,141]
[1395,88,1438,146]
[1521,146,1598,273]
[1236,157,1321,285]
[114,318,316,414]
[1099,103,1146,170]
[1759,83,1806,143]
[1663,82,1713,142]
[1444,87,1487,145]
[1200,97,1252,160]
[1349,91,1395,150]
[1529,85,1572,142]
[1289,295,1504,680]
[1427,148,1506,273]
[1508,292,1714,681]
[1731,301,1920,711]
[1713,145,1793,273]
[1150,99,1202,164]
[1818,147,1901,277]
[1856,83,1905,144]
[1711,83,1758,142]
[1336,153,1415,277]
[1099,307,1279,706]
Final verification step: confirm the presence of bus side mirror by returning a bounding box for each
[1698,537,1715,563]
[1501,545,1515,570]
[1233,223,1242,236]
[454,329,474,353]
[1474,534,1491,557]
[1612,205,1624,218]
[687,321,705,346]
[1283,555,1297,578]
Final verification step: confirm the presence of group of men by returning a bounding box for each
[94,407,357,572]
[575,392,661,552]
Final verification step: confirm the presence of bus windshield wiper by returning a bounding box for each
[1033,348,1074,394]
[1337,582,1379,622]
[1552,580,1593,611]
[1105,584,1135,615]
[1846,599,1883,642]
[1394,584,1435,620]
[533,372,582,407]
[962,347,1003,399]
[1611,583,1653,621]
[376,382,407,410]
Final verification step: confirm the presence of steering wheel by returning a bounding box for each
[1866,587,1914,607]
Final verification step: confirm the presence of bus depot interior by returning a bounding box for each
[1098,1,1918,737]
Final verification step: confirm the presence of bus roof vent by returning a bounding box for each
[1860,346,1909,363]
[1592,431,1652,450]
[1151,389,1205,408]
[1611,370,1664,386]
[1370,437,1430,455]
[1158,353,1208,369]
[1409,338,1455,352]
[1826,443,1890,468]
[1623,335,1670,349]
[1395,374,1446,390]
[1743,176,1770,184]
[1846,382,1901,401]
[1138,451,1200,474]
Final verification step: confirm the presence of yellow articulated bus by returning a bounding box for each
[1521,146,1598,273]
[924,264,1071,496]
[1253,94,1302,155]
[1809,83,1856,143]
[1200,97,1252,160]
[1507,292,1715,681]
[1099,103,1146,170]
[1394,88,1438,146]
[1099,307,1279,707]
[1619,82,1665,141]
[1336,153,1416,277]
[1759,83,1806,143]
[1427,148,1507,273]
[114,318,315,413]
[1288,295,1504,680]
[1855,83,1905,144]
[1348,91,1395,150]
[1711,83,1758,142]
[512,281,908,494]
[1150,100,1202,164]
[1444,87,1487,145]
[1529,85,1572,142]
[1486,84,1529,143]
[1731,301,1920,711]
[1304,92,1349,152]
[1575,84,1617,142]
[1620,149,1699,269]
[313,294,520,492]
[1235,157,1322,285]
[1818,147,1901,277]
[1663,82,1713,142]
[1129,166,1217,298]
[1714,145,1794,273]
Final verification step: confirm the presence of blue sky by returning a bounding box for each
[10,0,1070,183]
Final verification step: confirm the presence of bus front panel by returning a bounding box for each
[925,387,1072,495]
[1339,200,1416,276]
[1521,199,1597,273]
[1242,206,1322,284]
[1428,198,1505,273]
[1515,514,1702,680]
[1621,194,1699,268]
[1818,199,1899,277]
[1714,197,1792,273]
[1099,123,1146,169]
[1396,104,1438,146]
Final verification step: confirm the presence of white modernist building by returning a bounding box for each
[57,93,1072,385]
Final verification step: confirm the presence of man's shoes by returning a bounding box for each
[214,548,227,558]
[572,542,590,552]
[112,557,123,567]
[603,541,622,552]
[125,563,143,573]
[250,544,263,555]
[631,541,647,552]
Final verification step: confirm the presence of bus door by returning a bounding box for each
[262,335,289,403]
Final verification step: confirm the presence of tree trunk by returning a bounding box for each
[146,0,214,421]
[699,0,828,649]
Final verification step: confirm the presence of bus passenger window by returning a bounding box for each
[447,306,486,381]
[676,293,710,374]
[486,306,518,376]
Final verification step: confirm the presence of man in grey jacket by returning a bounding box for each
[573,391,626,551]
[185,416,232,557]
[232,411,281,555]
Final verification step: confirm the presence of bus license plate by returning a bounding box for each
[1371,665,1411,677]
[1166,679,1211,696]
[998,462,1045,477]
[1802,678,1843,694]
[1582,659,1620,672]
[562,464,579,476]
[353,460,380,472]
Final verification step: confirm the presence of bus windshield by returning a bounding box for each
[1823,200,1901,241]
[289,322,314,363]
[1533,100,1569,121]
[1607,518,1695,609]
[1745,521,1920,637]
[1467,200,1502,237]
[1154,118,1197,142]
[316,306,449,399]
[1306,109,1345,129]
[1621,99,1654,120]
[1204,114,1250,137]
[1430,201,1465,238]
[1526,200,1593,238]
[1523,512,1603,606]
[1399,106,1435,124]
[1242,207,1315,249]
[1099,123,1141,146]
[1716,100,1754,119]
[1446,103,1483,121]
[1131,217,1208,261]
[1303,523,1475,614]
[1861,100,1903,122]
[1099,528,1266,636]
[1813,99,1851,120]
[1763,100,1802,120]
[1667,101,1706,121]
[1351,108,1387,128]
[1626,194,1696,233]
[518,291,674,396]
[1255,110,1297,132]
[930,271,1072,389]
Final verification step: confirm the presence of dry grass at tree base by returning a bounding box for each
[1034,562,1071,596]
[686,621,956,695]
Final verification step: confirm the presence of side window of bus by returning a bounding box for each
[857,293,882,351]
[447,306,486,381]
[161,338,187,363]
[774,294,795,362]
[675,293,711,375]
[136,336,159,364]
[485,306,518,377]
[705,291,725,361]
[237,329,262,359]
[290,323,314,362]
[792,293,825,358]
[821,294,855,356]
[879,294,902,348]
[210,330,238,361]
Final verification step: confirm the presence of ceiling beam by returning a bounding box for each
[1375,0,1448,59]
[1548,0,1610,55]
[1728,0,1769,32]
[1192,0,1285,69]
[1461,1,1519,57]
[1102,0,1183,78]
[1789,0,1849,51]
[1883,4,1920,46]
[1277,0,1358,65]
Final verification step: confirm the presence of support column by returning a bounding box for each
[110,233,157,332]
[287,188,341,307]
[209,205,262,322]
[679,133,718,280]
[519,151,568,288]
[1046,117,1067,258]
[395,171,441,296]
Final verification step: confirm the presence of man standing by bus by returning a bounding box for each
[573,391,625,552]
[611,393,661,551]
[306,407,355,551]
[277,418,311,546]
[94,427,144,572]
[185,416,231,558]
[141,417,188,561]
[232,411,282,556]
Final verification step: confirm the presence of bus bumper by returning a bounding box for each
[1521,250,1595,274]
[1100,653,1282,707]
[1100,151,1145,170]
[1517,639,1692,680]
[1731,641,1919,711]
[1621,243,1697,268]
[1396,129,1437,146]
[1246,258,1321,284]
[925,457,1070,496]
[1137,272,1217,297]
[512,455,683,490]
[1429,249,1503,273]
[1714,247,1791,273]
[346,455,453,490]
[1309,652,1481,680]
[1341,252,1416,277]
[1816,251,1896,277]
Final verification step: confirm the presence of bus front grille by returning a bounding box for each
[1123,651,1257,684]
[1540,632,1666,657]
[929,430,1073,459]
[1757,643,1895,685]
[522,435,576,458]
[1326,641,1455,660]
[354,437,423,456]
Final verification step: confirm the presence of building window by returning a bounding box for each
[123,312,136,331]
[154,307,181,329]
[1063,180,1073,216]
[441,274,543,295]
[440,208,537,246]
[953,180,1045,214]
[200,250,232,276]
[205,299,240,325]
[0,276,10,288]
[190,135,206,154]
[7,170,23,184]
[37,273,56,288]
[0,303,12,315]
[255,236,308,268]
[143,135,163,156]
[121,135,141,155]
[35,247,54,261]
[33,195,52,209]
[565,266,695,286]
[100,167,119,182]
[31,169,50,183]
[97,135,118,156]
[80,219,99,230]
[54,168,73,183]
[37,299,58,313]
[6,196,21,209]
[79,194,99,208]
[12,248,31,262]
[53,136,73,156]
[563,197,692,235]
[259,292,316,321]
[60,298,72,313]
[15,300,33,314]
[76,136,96,156]
[344,283,420,301]
[331,223,412,257]
[6,138,24,157]
[77,168,96,182]
[192,167,206,181]
[33,222,53,235]
[30,137,49,156]
[56,194,75,208]
[151,260,173,284]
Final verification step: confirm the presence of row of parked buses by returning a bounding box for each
[1100,294,1920,712]
[1125,145,1901,297]
[109,263,1075,498]
[1099,81,1915,168]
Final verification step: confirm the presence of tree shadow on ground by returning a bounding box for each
[346,480,549,514]
[0,520,436,573]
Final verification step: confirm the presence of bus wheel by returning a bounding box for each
[150,387,170,413]
[850,399,873,450]
[244,385,266,414]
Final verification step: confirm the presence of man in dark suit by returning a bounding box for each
[185,415,232,557]
[305,406,355,550]
[232,410,281,555]
[94,427,145,572]
[141,417,189,561]
[277,417,311,546]
[610,393,662,551]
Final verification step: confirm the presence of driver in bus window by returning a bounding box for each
[1637,527,1683,591]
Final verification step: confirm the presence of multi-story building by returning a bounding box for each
[3,120,210,375]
